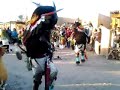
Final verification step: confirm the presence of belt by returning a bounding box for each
[31,53,47,59]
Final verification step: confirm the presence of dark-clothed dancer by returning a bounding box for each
[22,4,59,90]
[72,22,89,64]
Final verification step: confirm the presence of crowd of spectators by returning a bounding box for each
[51,22,102,53]
[0,21,103,54]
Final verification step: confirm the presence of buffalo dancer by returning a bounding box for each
[22,3,60,90]
[72,22,89,64]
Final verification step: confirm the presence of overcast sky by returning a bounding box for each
[0,0,120,22]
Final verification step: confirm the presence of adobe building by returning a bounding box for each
[110,10,120,48]
[79,11,112,56]
[93,10,120,57]
[98,14,112,56]
[110,11,120,28]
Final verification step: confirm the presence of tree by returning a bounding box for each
[18,15,24,21]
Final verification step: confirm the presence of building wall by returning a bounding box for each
[83,12,112,56]
[100,27,111,56]
[98,14,111,29]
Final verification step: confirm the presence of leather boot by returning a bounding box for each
[33,80,41,90]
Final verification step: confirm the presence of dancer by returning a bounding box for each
[21,3,61,90]
[72,22,89,64]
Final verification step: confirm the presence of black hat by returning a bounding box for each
[32,5,58,30]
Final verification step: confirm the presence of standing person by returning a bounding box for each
[95,28,101,54]
[86,22,94,51]
[21,4,59,90]
[59,26,66,49]
[72,22,89,64]
[1,28,10,53]
[90,29,97,51]
[11,28,18,44]
[6,27,12,44]
[18,28,25,45]
[66,27,72,48]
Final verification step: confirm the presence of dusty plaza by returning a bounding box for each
[2,47,120,90]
